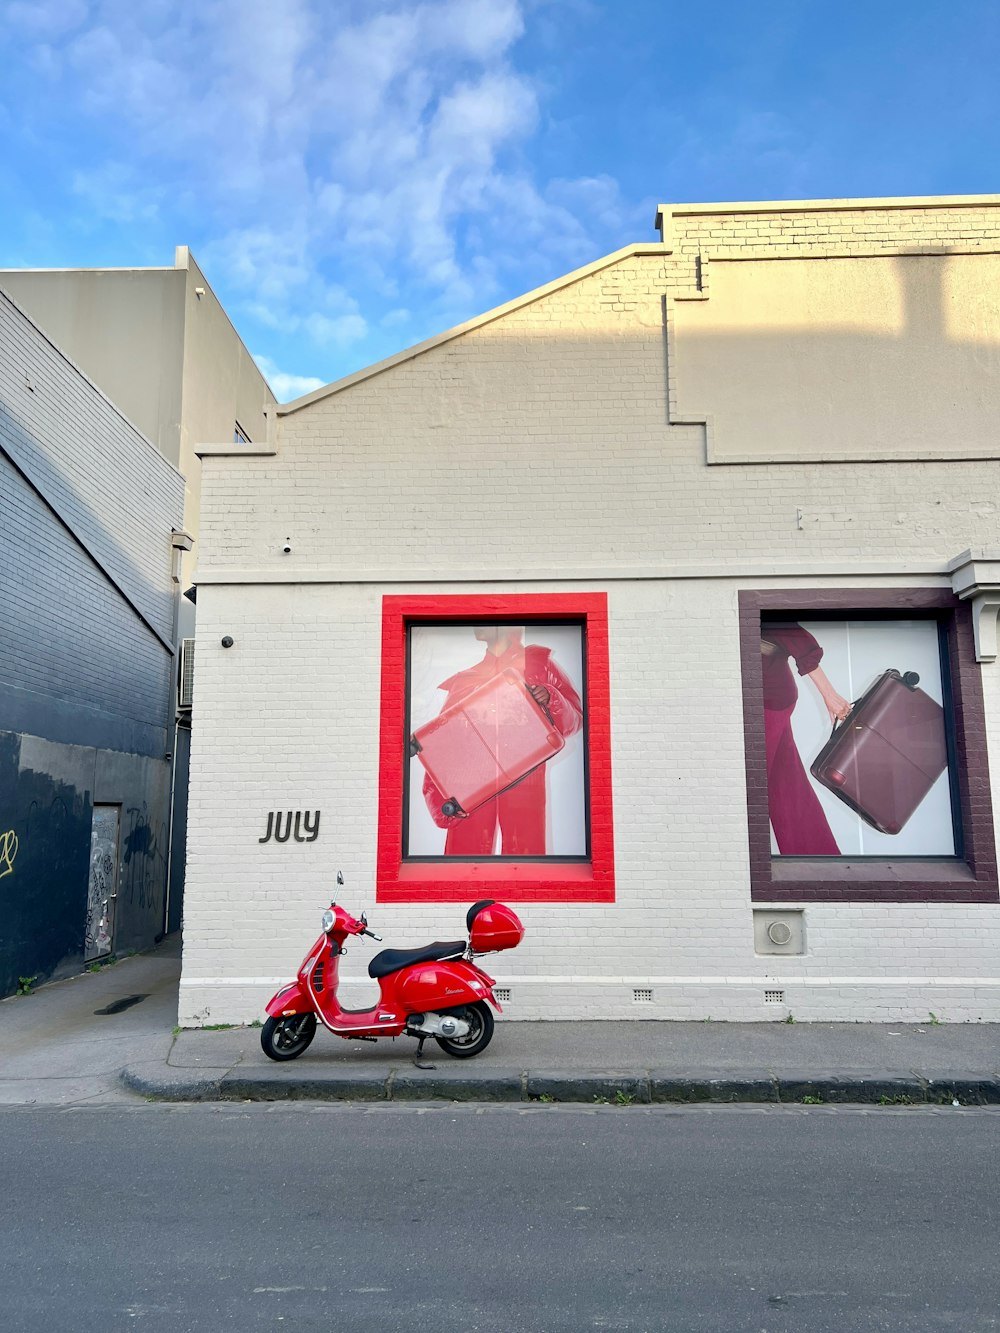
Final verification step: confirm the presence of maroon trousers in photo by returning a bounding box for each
[764,703,840,855]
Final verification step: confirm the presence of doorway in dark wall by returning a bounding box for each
[85,805,120,961]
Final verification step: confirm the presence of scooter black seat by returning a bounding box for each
[368,940,466,980]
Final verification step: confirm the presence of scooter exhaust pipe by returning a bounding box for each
[406,1012,471,1039]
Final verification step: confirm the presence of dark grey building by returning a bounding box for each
[0,287,186,996]
[1,251,279,948]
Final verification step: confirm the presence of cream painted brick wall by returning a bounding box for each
[670,204,1000,257]
[182,200,1000,1025]
[198,260,998,576]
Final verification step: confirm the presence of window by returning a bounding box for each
[233,421,251,444]
[740,590,998,902]
[406,622,588,859]
[377,593,614,903]
[762,616,956,857]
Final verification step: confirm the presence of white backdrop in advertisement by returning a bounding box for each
[406,624,587,856]
[773,619,955,856]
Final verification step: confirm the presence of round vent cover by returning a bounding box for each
[767,921,793,946]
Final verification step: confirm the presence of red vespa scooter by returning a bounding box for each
[261,888,524,1063]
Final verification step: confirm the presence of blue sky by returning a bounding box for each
[1,0,997,400]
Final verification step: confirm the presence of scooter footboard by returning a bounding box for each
[265,982,312,1017]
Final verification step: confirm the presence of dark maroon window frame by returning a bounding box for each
[739,588,998,903]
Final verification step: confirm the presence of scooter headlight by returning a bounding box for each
[321,908,336,933]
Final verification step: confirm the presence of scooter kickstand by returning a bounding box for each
[413,1035,437,1071]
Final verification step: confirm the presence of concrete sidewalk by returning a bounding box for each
[4,936,1000,1107]
[0,935,180,1106]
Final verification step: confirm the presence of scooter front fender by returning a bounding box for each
[265,982,314,1017]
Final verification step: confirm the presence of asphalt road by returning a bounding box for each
[2,1103,999,1332]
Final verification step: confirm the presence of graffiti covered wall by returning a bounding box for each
[0,732,91,995]
[0,731,171,995]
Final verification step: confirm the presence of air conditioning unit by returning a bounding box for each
[178,638,195,710]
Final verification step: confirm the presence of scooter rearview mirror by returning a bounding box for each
[336,870,344,885]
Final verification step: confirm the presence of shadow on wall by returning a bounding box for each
[0,397,175,661]
[0,731,171,996]
[0,407,177,745]
[669,250,1000,465]
[0,731,90,996]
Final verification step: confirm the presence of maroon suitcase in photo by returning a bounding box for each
[411,667,565,819]
[809,669,949,835]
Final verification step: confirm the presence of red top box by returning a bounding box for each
[468,901,524,954]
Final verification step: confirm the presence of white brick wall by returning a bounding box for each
[181,199,1000,1026]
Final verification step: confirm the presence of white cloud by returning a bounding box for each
[200,222,370,354]
[200,225,314,305]
[429,70,537,165]
[253,354,325,403]
[71,162,163,224]
[3,0,88,38]
[381,308,411,328]
[303,312,369,347]
[8,0,634,378]
[417,0,525,62]
[545,175,632,234]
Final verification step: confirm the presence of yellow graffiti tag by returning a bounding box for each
[0,829,17,879]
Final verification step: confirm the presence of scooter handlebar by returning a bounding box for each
[361,928,382,941]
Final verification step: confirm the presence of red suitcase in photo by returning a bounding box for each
[411,667,565,819]
[810,669,949,835]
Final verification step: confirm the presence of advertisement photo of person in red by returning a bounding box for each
[761,622,850,856]
[761,617,956,858]
[407,624,586,858]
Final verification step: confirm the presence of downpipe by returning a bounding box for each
[162,713,181,939]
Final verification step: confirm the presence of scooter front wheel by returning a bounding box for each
[261,1013,317,1061]
[435,1001,494,1059]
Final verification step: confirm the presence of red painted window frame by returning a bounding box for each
[377,592,615,903]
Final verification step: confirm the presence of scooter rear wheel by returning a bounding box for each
[435,1001,494,1058]
[261,1013,317,1061]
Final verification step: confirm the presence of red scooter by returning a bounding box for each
[261,885,524,1063]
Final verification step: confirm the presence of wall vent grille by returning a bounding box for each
[178,638,195,709]
[764,989,785,1004]
[494,987,511,1003]
[633,988,653,1003]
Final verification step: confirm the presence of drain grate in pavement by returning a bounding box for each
[94,994,149,1015]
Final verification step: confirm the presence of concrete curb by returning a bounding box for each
[121,1065,1000,1106]
[121,1066,224,1102]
